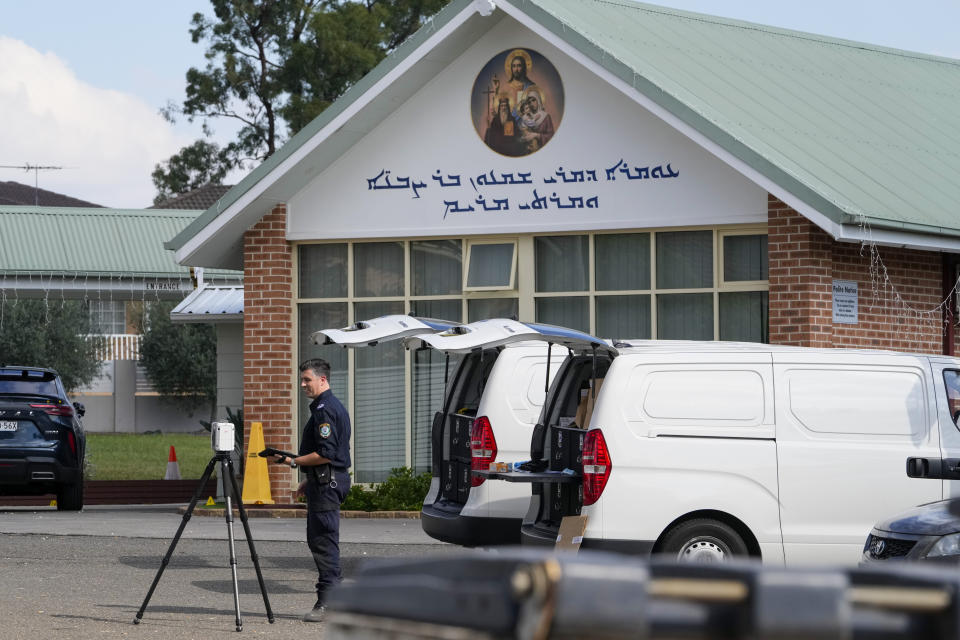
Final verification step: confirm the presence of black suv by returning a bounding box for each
[0,367,86,510]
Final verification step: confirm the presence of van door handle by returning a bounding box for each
[906,457,960,480]
[906,457,939,478]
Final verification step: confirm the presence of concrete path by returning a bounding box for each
[0,504,443,545]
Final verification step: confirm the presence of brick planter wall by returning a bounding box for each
[243,205,298,501]
[769,195,948,353]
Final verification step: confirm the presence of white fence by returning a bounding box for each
[91,334,142,361]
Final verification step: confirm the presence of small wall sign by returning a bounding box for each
[832,279,858,324]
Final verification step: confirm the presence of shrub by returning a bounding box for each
[341,467,432,511]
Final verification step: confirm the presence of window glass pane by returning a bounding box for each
[596,295,651,339]
[719,291,769,343]
[656,231,713,289]
[596,234,650,291]
[412,348,461,475]
[724,235,768,282]
[535,296,588,332]
[353,300,405,482]
[300,244,347,298]
[88,300,126,334]
[468,298,518,322]
[410,301,462,474]
[410,299,462,323]
[297,303,349,429]
[412,240,462,295]
[657,293,713,339]
[466,243,514,288]
[355,242,404,297]
[944,370,960,423]
[535,236,588,292]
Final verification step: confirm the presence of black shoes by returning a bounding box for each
[302,600,326,623]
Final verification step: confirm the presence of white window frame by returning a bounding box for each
[463,239,518,292]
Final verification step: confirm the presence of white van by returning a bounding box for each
[483,334,960,567]
[313,316,570,545]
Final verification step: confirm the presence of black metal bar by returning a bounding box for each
[545,343,552,393]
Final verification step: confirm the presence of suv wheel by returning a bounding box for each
[56,478,84,511]
[660,519,748,563]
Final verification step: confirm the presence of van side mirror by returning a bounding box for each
[73,401,85,418]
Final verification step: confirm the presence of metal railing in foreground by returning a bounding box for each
[325,549,960,639]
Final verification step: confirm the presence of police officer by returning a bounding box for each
[274,358,351,622]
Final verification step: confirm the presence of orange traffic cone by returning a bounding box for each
[164,445,182,480]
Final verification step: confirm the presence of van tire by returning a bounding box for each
[660,519,748,562]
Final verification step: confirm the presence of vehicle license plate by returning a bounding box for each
[0,421,18,431]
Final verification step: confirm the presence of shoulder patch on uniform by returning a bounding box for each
[319,423,332,438]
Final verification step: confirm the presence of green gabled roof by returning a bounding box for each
[168,0,960,265]
[522,0,960,237]
[0,206,237,277]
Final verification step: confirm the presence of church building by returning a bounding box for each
[166,0,960,498]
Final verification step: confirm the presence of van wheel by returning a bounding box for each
[660,519,748,563]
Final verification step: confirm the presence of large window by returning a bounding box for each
[296,227,768,480]
[534,229,768,341]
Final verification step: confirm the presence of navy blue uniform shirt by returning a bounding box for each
[300,389,351,509]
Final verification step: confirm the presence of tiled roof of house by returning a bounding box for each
[0,180,103,208]
[150,184,232,210]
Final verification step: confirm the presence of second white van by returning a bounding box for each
[483,335,960,567]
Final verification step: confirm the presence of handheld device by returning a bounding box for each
[258,447,297,461]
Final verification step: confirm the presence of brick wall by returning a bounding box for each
[243,204,298,501]
[768,195,949,354]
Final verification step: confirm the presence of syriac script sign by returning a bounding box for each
[365,159,680,219]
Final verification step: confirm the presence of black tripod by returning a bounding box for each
[134,451,275,631]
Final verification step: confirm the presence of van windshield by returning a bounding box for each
[944,370,960,424]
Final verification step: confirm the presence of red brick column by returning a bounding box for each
[768,196,834,347]
[243,204,297,501]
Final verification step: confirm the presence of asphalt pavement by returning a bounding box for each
[0,504,461,639]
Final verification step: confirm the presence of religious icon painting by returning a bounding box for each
[471,48,564,157]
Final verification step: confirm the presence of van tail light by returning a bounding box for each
[30,403,74,417]
[470,416,497,487]
[582,429,611,506]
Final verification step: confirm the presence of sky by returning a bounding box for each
[1,0,959,209]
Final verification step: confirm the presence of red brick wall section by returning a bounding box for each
[243,204,298,502]
[768,195,947,353]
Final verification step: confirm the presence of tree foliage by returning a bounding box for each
[151,140,233,205]
[0,300,102,392]
[153,0,450,200]
[139,301,217,419]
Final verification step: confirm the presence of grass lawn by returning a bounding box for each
[86,433,214,480]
